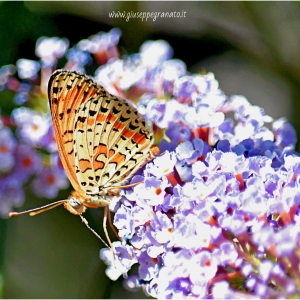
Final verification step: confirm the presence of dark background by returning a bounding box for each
[1,1,300,298]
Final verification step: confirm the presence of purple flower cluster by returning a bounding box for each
[98,33,300,298]
[2,27,300,298]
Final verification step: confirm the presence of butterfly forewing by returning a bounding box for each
[49,69,154,203]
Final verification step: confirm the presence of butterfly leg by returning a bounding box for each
[80,214,110,248]
[107,207,121,242]
[103,206,113,248]
[103,206,120,268]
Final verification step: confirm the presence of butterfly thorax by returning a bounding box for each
[64,190,113,215]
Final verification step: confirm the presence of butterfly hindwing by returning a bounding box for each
[74,90,154,196]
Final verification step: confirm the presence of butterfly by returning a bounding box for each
[10,69,157,248]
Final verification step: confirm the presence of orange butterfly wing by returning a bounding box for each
[48,69,154,202]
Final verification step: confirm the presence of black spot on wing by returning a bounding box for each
[89,110,97,116]
[120,115,130,122]
[129,123,139,130]
[52,87,59,94]
[112,107,120,115]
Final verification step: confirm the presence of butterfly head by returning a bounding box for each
[64,196,87,215]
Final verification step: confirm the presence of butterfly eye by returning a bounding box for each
[69,197,82,209]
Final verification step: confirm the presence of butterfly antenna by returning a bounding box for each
[9,200,67,217]
[79,214,111,249]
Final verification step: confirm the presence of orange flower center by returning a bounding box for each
[32,124,39,131]
[47,175,55,184]
[204,260,211,267]
[155,188,162,195]
[1,145,8,153]
[22,157,32,167]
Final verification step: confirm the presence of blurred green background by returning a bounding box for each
[1,1,300,298]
